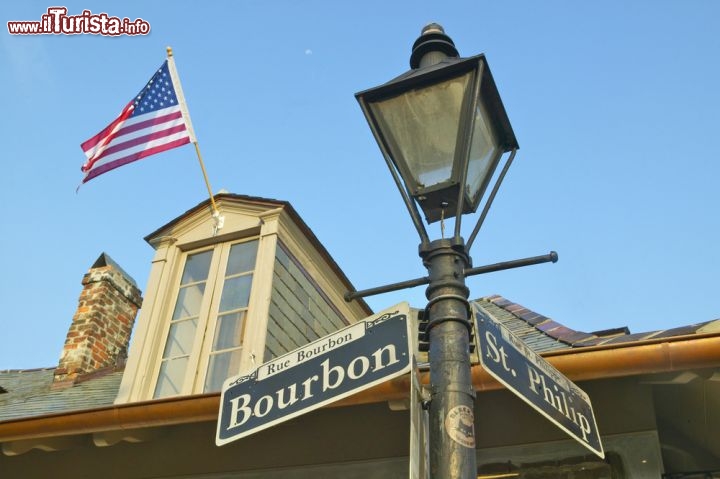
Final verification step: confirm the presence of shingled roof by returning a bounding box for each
[2,295,718,424]
[476,294,720,349]
[0,367,123,422]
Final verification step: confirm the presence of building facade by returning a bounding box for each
[1,194,719,478]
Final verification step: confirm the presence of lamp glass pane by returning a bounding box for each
[369,72,472,192]
[466,99,501,205]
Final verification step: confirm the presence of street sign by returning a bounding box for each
[216,303,412,446]
[474,304,604,458]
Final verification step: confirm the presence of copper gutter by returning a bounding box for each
[2,333,720,443]
[470,331,720,390]
[0,394,220,443]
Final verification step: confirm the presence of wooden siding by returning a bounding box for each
[265,247,347,361]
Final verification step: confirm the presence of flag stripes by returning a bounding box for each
[80,60,193,184]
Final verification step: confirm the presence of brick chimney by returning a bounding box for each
[53,253,143,388]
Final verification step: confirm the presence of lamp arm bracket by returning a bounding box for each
[343,251,558,301]
[463,251,558,279]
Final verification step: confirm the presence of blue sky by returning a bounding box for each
[1,1,718,369]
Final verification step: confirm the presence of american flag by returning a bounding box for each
[80,60,195,184]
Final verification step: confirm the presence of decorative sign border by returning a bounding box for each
[216,303,412,446]
[474,303,604,459]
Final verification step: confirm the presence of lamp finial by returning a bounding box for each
[410,22,459,69]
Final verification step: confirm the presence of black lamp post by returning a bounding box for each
[354,24,524,479]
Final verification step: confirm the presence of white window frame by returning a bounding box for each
[151,237,259,398]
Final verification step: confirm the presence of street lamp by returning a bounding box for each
[356,23,517,231]
[353,24,547,479]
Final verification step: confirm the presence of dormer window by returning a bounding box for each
[154,239,259,398]
[115,194,371,404]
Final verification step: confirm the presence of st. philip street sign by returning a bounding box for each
[473,303,605,458]
[216,303,412,446]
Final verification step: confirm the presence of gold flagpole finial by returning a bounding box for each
[166,46,173,57]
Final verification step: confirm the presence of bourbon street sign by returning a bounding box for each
[473,303,605,458]
[216,303,412,446]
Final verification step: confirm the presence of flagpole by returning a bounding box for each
[192,140,219,215]
[166,46,221,227]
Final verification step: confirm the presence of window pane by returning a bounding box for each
[204,349,242,392]
[226,241,258,276]
[180,250,212,285]
[171,283,206,320]
[154,356,189,398]
[162,318,198,358]
[212,311,246,351]
[219,275,253,312]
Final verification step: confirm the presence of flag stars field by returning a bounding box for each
[79,57,196,184]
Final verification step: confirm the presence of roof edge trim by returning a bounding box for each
[2,332,720,443]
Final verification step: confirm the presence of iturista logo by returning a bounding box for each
[7,7,150,36]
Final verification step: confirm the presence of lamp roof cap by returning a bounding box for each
[410,22,459,69]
